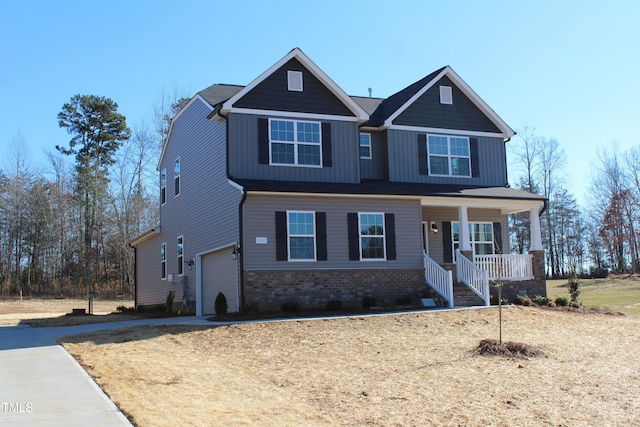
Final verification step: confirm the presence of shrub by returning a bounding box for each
[325,299,343,311]
[281,300,300,313]
[214,292,228,315]
[395,295,413,306]
[532,295,551,306]
[166,290,176,314]
[568,264,581,303]
[240,301,260,314]
[362,296,377,309]
[513,295,532,306]
[555,296,569,307]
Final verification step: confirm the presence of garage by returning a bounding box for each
[200,248,239,315]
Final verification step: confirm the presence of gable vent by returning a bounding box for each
[439,85,453,104]
[287,70,303,92]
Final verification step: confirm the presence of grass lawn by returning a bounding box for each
[60,306,640,427]
[547,276,640,316]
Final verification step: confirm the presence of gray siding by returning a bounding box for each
[421,206,509,264]
[228,113,360,183]
[394,76,501,133]
[387,129,507,186]
[242,194,423,270]
[234,58,354,116]
[136,98,243,306]
[360,131,387,180]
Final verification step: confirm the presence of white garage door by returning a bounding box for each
[201,248,239,315]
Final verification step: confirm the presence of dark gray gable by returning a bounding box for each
[393,76,501,133]
[233,58,355,116]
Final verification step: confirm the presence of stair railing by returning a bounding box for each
[456,249,490,306]
[423,251,454,307]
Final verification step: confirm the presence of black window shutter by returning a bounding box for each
[418,134,428,175]
[322,122,332,167]
[493,222,503,254]
[275,211,287,261]
[258,118,269,165]
[443,221,453,263]
[470,138,479,178]
[347,213,360,260]
[316,212,327,261]
[385,213,396,260]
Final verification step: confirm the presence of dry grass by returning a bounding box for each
[60,306,640,427]
[0,298,136,326]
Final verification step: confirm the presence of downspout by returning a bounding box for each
[128,243,137,308]
[217,106,247,309]
[539,199,548,217]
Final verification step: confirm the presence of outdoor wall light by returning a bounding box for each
[430,221,439,234]
[231,249,239,260]
[184,258,195,270]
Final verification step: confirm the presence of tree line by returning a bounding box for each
[0,90,188,298]
[1,98,638,298]
[509,126,639,278]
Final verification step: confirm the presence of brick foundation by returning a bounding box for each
[243,268,429,311]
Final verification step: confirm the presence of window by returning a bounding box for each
[161,243,166,279]
[452,222,494,259]
[270,119,322,166]
[287,211,316,260]
[359,213,385,260]
[174,158,180,196]
[287,70,303,91]
[428,135,470,177]
[440,86,453,104]
[360,133,371,159]
[177,236,184,276]
[160,169,166,205]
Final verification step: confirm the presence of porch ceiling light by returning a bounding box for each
[430,221,439,234]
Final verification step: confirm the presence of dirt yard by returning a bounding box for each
[0,298,135,326]
[60,306,640,427]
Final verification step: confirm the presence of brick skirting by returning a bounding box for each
[243,268,430,311]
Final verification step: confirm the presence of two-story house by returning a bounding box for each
[131,48,547,315]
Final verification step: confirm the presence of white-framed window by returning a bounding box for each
[161,243,167,279]
[160,169,166,205]
[287,211,316,261]
[428,135,471,177]
[360,133,371,159]
[440,86,453,104]
[174,158,180,196]
[287,70,303,92]
[270,119,322,167]
[177,236,184,276]
[359,212,386,260]
[452,222,494,259]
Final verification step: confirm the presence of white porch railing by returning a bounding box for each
[423,251,454,307]
[474,254,534,281]
[456,249,490,306]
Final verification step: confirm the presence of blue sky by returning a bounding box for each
[1,0,638,204]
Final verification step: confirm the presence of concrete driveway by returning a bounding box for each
[0,317,212,426]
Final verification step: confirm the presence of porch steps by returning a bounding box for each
[453,282,485,307]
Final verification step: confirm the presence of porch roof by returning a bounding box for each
[233,179,546,213]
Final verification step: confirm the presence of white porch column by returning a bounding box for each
[458,205,472,252]
[530,206,543,251]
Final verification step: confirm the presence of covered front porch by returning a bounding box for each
[418,189,546,307]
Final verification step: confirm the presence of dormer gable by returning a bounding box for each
[369,66,515,138]
[221,48,368,121]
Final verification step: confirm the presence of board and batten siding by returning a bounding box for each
[422,206,509,264]
[360,130,387,180]
[136,97,243,306]
[387,129,507,186]
[227,113,360,183]
[242,194,423,270]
